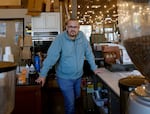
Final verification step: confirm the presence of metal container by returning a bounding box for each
[0,62,17,114]
[118,0,150,114]
[119,76,146,114]
[128,85,150,114]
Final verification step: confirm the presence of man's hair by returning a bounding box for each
[65,18,79,25]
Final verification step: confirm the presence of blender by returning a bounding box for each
[117,0,150,114]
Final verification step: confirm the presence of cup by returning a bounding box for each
[5,46,12,55]
[3,54,14,62]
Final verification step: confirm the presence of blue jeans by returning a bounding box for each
[57,77,82,114]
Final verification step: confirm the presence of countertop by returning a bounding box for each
[0,61,17,73]
[96,68,142,97]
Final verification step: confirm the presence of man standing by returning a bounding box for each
[36,18,101,114]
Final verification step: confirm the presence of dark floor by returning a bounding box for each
[42,88,101,114]
[41,78,100,114]
[42,88,83,114]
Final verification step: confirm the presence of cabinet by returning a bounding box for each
[12,84,42,114]
[82,74,120,114]
[94,75,120,114]
[27,0,43,16]
[0,0,21,6]
[32,12,61,33]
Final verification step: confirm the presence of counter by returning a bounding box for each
[96,68,141,97]
[0,61,16,73]
[12,80,42,114]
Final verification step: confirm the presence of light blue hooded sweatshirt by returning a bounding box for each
[40,30,97,79]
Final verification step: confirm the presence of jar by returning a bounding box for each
[118,0,150,78]
[117,1,150,114]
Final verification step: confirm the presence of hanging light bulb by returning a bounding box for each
[51,0,54,3]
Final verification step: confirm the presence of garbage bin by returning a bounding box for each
[0,62,17,114]
[118,76,146,114]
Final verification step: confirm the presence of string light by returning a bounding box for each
[75,0,118,25]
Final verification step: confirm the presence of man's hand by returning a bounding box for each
[35,76,46,87]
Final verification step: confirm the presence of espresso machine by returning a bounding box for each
[118,0,150,114]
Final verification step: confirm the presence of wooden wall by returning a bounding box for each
[0,9,31,64]
[0,0,21,6]
[0,0,68,64]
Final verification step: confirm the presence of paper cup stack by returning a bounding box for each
[3,46,14,62]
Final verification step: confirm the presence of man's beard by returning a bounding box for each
[70,34,77,37]
[68,31,77,39]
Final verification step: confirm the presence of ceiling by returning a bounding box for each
[69,0,118,25]
[0,0,118,25]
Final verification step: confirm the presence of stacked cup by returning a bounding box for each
[3,46,14,62]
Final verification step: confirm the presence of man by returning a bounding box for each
[36,18,101,114]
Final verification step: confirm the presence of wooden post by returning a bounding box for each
[71,0,77,19]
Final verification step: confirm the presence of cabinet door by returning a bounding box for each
[32,14,45,31]
[32,12,60,33]
[12,85,42,114]
[45,13,60,32]
[28,0,43,12]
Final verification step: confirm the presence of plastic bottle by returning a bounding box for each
[29,64,35,74]
[25,64,29,79]
[29,64,37,84]
[34,55,40,72]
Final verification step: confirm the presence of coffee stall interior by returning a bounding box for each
[0,0,150,114]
